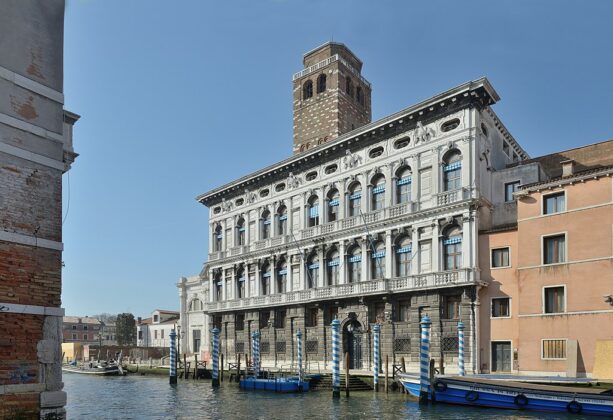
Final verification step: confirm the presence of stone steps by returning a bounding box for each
[309,374,373,391]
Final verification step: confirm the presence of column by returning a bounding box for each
[432,147,441,199]
[318,188,325,225]
[209,273,215,303]
[391,176,398,207]
[366,185,373,213]
[222,219,228,250]
[361,236,369,281]
[410,227,418,276]
[286,255,293,292]
[318,246,325,287]
[255,261,261,296]
[339,241,346,284]
[208,225,214,253]
[462,214,471,270]
[271,255,278,294]
[385,231,393,279]
[411,155,420,205]
[384,165,393,208]
[432,221,440,272]
[338,181,346,219]
[299,251,306,290]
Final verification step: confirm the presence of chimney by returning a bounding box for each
[561,159,575,177]
[137,317,142,324]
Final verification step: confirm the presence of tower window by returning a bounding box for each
[345,77,353,97]
[441,118,460,132]
[356,87,364,105]
[317,74,327,94]
[303,80,313,99]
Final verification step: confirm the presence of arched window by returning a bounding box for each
[396,167,412,204]
[327,189,340,223]
[214,224,222,252]
[214,271,223,301]
[317,74,327,93]
[308,196,319,227]
[326,248,340,286]
[188,298,203,311]
[443,150,462,191]
[303,80,313,99]
[277,258,287,294]
[261,261,271,295]
[371,241,386,280]
[443,225,462,270]
[236,218,245,246]
[277,206,287,236]
[347,246,362,283]
[348,182,362,217]
[371,175,386,211]
[395,236,412,277]
[307,253,319,289]
[356,86,363,104]
[345,77,353,97]
[261,210,271,239]
[236,266,246,299]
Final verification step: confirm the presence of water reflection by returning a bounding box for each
[64,374,590,419]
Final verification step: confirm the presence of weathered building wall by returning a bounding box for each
[0,1,77,418]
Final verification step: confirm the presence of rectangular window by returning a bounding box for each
[138,331,143,339]
[419,241,431,273]
[491,247,510,268]
[542,339,567,360]
[83,334,88,341]
[325,306,339,325]
[259,311,271,329]
[72,333,77,340]
[249,221,256,243]
[153,314,159,323]
[225,228,231,249]
[306,307,318,327]
[154,330,158,339]
[292,208,300,231]
[491,297,510,318]
[370,302,386,323]
[275,310,286,329]
[442,295,461,319]
[84,325,88,331]
[235,314,244,331]
[543,192,565,214]
[419,168,431,198]
[398,301,411,322]
[544,234,566,264]
[544,286,565,313]
[502,141,510,156]
[161,330,164,339]
[504,181,520,202]
[72,325,77,330]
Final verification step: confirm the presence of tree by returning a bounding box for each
[115,313,136,346]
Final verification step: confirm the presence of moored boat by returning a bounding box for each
[397,373,613,416]
[239,376,310,393]
[62,363,122,376]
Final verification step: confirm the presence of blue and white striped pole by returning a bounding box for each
[419,315,431,403]
[169,329,177,385]
[212,327,220,387]
[373,323,380,392]
[296,329,303,381]
[252,330,260,377]
[458,321,465,376]
[331,319,341,398]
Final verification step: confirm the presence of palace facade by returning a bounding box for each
[178,42,536,374]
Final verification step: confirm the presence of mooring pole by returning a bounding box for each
[419,315,432,403]
[212,327,220,387]
[331,319,341,398]
[169,329,177,385]
[385,354,389,393]
[237,353,241,383]
[344,352,350,397]
[296,329,303,381]
[458,321,465,376]
[221,352,225,382]
[373,323,380,392]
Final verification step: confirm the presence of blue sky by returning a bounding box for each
[61,0,613,317]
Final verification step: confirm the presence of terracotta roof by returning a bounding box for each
[154,309,179,314]
[521,164,613,191]
[138,317,152,325]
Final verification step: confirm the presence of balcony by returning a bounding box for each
[203,269,476,313]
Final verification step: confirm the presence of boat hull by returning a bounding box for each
[239,377,310,393]
[433,377,613,416]
[62,365,121,376]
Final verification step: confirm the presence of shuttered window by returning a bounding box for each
[542,339,567,360]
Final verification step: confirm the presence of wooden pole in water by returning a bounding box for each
[401,356,406,393]
[194,354,198,380]
[184,354,188,379]
[385,354,389,393]
[344,352,350,398]
[221,352,224,382]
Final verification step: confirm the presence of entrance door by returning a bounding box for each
[491,341,512,372]
[343,320,363,369]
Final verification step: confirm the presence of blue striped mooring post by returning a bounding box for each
[373,323,380,392]
[419,315,431,403]
[458,321,465,376]
[331,319,341,398]
[252,330,260,377]
[212,327,220,387]
[169,329,177,385]
[296,329,303,381]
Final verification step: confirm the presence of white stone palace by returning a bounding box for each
[178,42,530,374]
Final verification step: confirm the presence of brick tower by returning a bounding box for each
[292,42,372,154]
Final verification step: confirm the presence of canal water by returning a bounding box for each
[64,374,588,419]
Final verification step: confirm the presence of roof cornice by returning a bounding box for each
[196,77,499,207]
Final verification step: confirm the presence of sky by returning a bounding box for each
[61,0,613,318]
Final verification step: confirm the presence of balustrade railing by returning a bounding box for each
[204,269,474,312]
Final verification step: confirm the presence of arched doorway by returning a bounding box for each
[343,319,363,369]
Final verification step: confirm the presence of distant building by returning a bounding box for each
[101,321,118,346]
[137,310,180,348]
[62,316,102,345]
[0,1,78,417]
